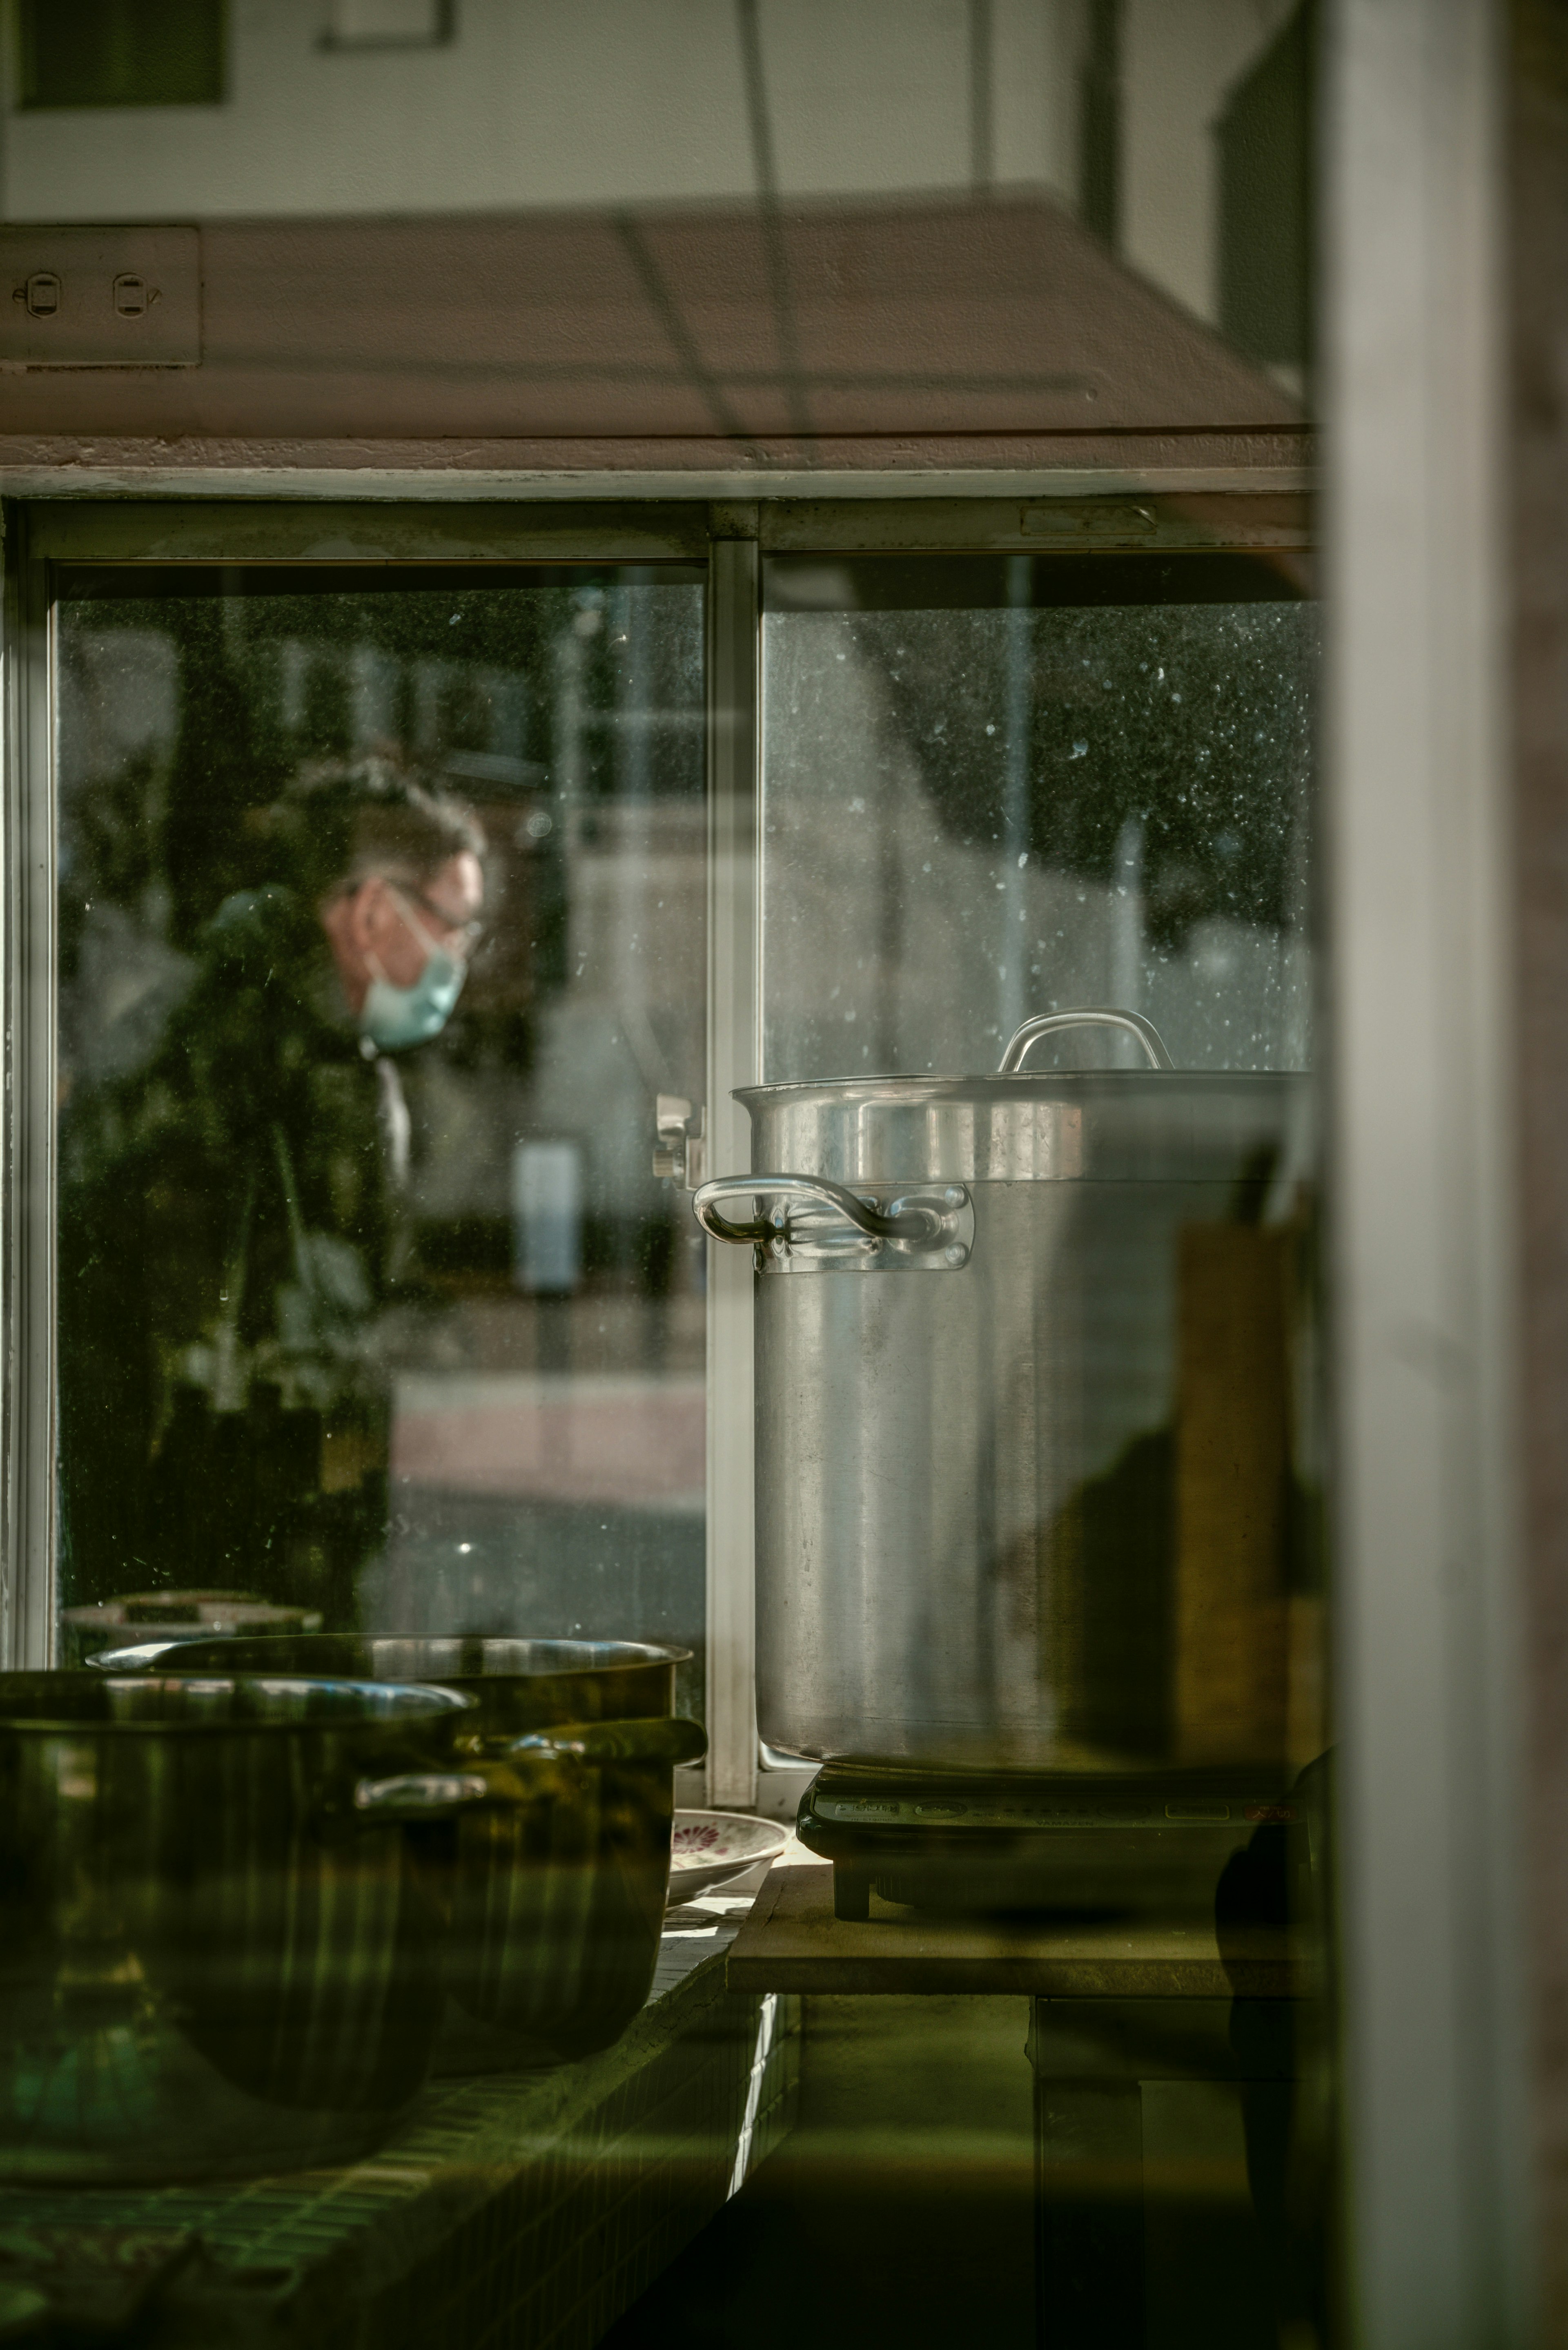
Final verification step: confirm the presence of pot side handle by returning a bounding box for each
[89,1639,185,1669]
[998,1007,1174,1072]
[693,1173,965,1251]
[499,1716,708,1768]
[337,1718,708,1823]
[339,1762,530,1824]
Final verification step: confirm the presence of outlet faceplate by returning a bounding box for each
[0,226,199,366]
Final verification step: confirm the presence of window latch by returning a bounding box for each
[653,1096,706,1190]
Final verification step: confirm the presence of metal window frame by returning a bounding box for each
[0,483,1312,1806]
[705,526,760,1810]
[0,505,55,1675]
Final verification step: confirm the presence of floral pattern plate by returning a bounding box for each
[668,1811,789,1902]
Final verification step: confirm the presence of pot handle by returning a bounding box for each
[89,1640,185,1670]
[998,1007,1174,1072]
[339,1760,532,1824]
[498,1716,708,1768]
[693,1173,963,1250]
[341,1717,708,1821]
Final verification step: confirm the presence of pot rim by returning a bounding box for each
[736,1068,1310,1105]
[95,1634,696,1681]
[356,1636,696,1678]
[0,1672,476,1734]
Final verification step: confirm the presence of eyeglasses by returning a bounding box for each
[384,880,484,954]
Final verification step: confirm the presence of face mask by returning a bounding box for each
[358,894,468,1052]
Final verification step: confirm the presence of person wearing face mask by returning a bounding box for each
[57,760,487,1632]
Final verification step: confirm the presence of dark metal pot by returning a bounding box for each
[0,1669,526,2183]
[99,1637,707,2069]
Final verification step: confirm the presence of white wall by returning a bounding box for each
[1120,0,1298,326]
[0,0,1296,344]
[0,0,1082,222]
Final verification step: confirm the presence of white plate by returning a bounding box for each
[668,1810,789,1902]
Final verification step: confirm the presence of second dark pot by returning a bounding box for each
[107,1636,706,2067]
[0,1668,513,2181]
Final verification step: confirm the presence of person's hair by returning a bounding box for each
[278,754,487,905]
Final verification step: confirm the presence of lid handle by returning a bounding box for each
[998,1007,1174,1074]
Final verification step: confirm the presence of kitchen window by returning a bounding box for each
[3,493,1319,1795]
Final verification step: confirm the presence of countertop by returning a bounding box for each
[726,1862,1311,1998]
[0,1922,798,2350]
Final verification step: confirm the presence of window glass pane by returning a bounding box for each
[761,551,1316,1079]
[56,564,707,1715]
[756,545,1326,1788]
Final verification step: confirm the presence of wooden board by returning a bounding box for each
[726,1864,1310,1999]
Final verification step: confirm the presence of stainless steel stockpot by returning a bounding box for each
[696,1011,1315,1776]
[100,1637,706,2069]
[0,1669,521,2183]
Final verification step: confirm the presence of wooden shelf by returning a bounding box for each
[726,1864,1310,2000]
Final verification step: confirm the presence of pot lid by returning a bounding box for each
[737,1008,1312,1185]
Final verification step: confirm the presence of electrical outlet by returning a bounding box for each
[0,227,199,367]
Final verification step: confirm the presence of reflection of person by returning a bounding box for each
[58,763,486,1629]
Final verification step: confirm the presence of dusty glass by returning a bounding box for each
[55,563,707,1711]
[754,546,1327,1795]
[761,551,1317,1080]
